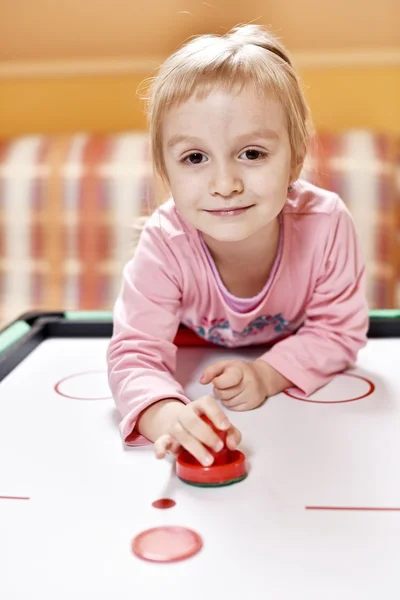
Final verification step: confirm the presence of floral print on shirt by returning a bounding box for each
[185,313,295,347]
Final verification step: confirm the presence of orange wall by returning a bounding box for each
[1,0,399,59]
[301,67,400,133]
[0,67,399,138]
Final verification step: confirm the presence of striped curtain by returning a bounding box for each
[302,131,400,308]
[0,133,157,325]
[0,130,399,327]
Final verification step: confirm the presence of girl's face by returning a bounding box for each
[162,86,295,244]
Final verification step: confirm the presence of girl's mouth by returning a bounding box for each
[205,205,254,217]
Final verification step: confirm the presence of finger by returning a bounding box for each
[170,420,214,467]
[180,404,226,454]
[200,360,232,385]
[213,382,243,401]
[195,396,241,451]
[224,402,249,412]
[213,365,243,390]
[167,439,181,456]
[223,393,267,411]
[225,426,242,450]
[153,434,176,459]
[221,393,248,409]
[194,395,231,432]
[217,386,244,407]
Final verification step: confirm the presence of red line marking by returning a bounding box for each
[306,506,400,512]
[0,496,30,501]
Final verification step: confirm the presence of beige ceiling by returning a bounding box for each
[1,0,399,61]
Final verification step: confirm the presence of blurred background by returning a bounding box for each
[0,0,399,325]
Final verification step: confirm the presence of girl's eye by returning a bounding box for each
[183,152,207,165]
[240,149,267,160]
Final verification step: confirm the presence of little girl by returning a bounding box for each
[107,24,369,467]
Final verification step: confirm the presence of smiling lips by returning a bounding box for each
[205,205,254,217]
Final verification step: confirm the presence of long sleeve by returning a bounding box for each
[107,221,190,446]
[261,203,369,396]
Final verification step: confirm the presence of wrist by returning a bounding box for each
[254,359,292,397]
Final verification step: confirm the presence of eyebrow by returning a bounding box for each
[167,129,279,148]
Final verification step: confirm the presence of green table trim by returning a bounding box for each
[64,309,399,321]
[0,321,31,354]
[369,309,400,319]
[64,310,113,321]
[1,309,398,357]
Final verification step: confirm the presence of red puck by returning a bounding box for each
[132,526,203,563]
[176,413,247,486]
[176,448,247,486]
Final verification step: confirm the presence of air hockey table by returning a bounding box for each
[1,309,400,600]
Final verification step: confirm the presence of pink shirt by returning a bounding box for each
[107,180,369,445]
[199,211,284,313]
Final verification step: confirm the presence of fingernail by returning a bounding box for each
[215,441,224,452]
[203,455,213,466]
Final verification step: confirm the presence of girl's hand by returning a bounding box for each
[200,359,290,411]
[153,395,241,466]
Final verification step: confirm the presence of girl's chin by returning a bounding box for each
[200,226,259,243]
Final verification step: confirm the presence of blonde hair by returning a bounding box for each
[141,24,314,185]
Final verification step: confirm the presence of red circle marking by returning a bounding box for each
[132,526,203,563]
[0,496,30,501]
[283,373,375,404]
[54,370,112,400]
[152,498,176,509]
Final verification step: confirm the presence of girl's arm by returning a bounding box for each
[260,204,369,396]
[107,221,190,445]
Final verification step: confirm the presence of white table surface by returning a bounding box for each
[1,337,399,599]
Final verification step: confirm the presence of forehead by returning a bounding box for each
[161,87,287,138]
